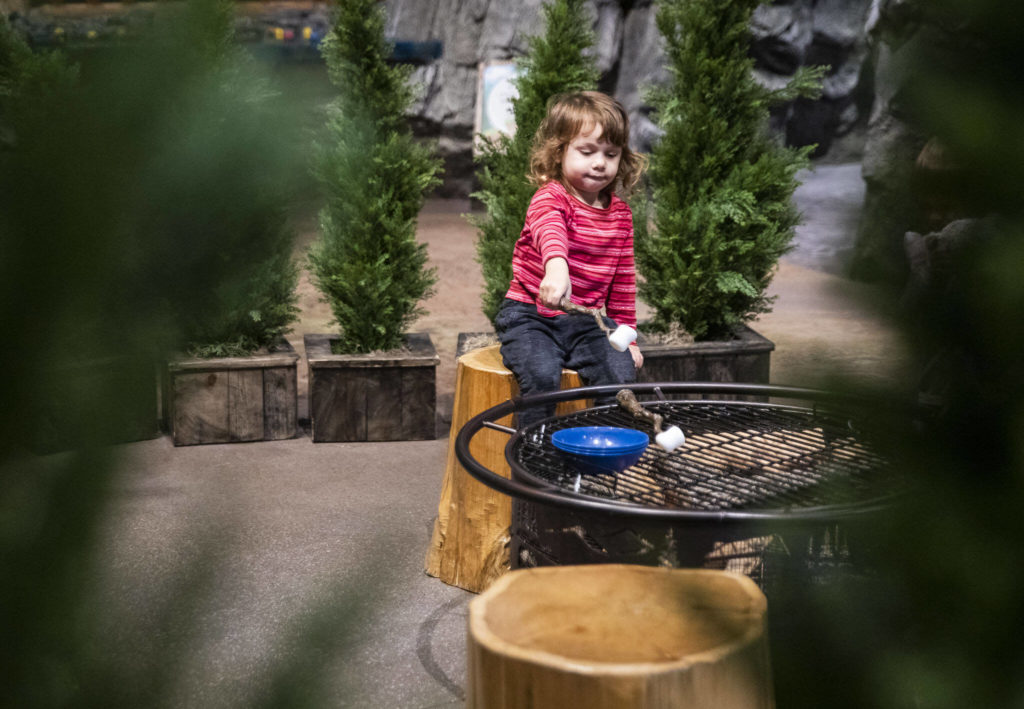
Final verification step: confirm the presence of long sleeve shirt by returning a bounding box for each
[504,180,638,328]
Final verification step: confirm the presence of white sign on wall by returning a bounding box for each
[475,61,520,150]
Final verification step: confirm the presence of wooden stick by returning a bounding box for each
[616,388,664,434]
[559,297,612,335]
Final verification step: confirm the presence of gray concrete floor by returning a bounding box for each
[94,163,909,708]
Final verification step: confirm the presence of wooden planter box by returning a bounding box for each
[305,332,439,442]
[455,325,773,388]
[637,324,774,387]
[167,340,298,446]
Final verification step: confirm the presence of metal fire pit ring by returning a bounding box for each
[455,381,909,526]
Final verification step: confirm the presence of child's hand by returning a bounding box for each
[539,257,571,309]
[629,343,643,369]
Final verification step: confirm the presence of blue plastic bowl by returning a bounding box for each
[551,426,649,453]
[551,427,649,475]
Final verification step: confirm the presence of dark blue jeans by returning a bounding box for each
[495,298,636,429]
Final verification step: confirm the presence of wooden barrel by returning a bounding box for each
[424,345,585,593]
[467,565,774,709]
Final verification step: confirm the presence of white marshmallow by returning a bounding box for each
[655,426,685,452]
[608,325,637,352]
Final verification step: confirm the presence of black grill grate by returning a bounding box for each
[513,400,900,512]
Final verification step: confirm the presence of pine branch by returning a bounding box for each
[310,0,441,353]
[636,0,819,340]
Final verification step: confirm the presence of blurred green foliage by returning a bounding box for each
[773,1,1024,706]
[140,0,301,358]
[0,12,79,150]
[3,0,1023,705]
[0,1,329,704]
[2,1,301,367]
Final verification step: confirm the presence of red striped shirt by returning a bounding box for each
[504,181,637,328]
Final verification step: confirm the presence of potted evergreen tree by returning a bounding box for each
[160,0,302,445]
[166,221,301,446]
[305,0,443,442]
[633,0,824,385]
[2,1,303,450]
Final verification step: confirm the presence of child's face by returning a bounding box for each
[561,123,621,206]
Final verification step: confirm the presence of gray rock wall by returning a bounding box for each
[8,0,878,198]
[387,0,875,196]
[849,0,948,282]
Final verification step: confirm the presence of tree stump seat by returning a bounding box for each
[467,565,774,709]
[424,344,585,593]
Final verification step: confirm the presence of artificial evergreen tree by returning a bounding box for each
[2,0,299,364]
[0,14,78,151]
[472,0,599,324]
[309,0,442,353]
[635,0,824,341]
[173,0,300,357]
[1,3,307,698]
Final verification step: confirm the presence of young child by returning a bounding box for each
[496,91,646,428]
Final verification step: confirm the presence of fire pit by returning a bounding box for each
[455,382,909,595]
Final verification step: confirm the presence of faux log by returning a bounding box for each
[168,340,298,446]
[425,344,586,593]
[467,565,774,709]
[305,332,439,442]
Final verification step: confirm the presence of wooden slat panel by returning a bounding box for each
[173,371,229,445]
[400,365,436,440]
[734,353,771,383]
[636,325,773,402]
[169,352,299,372]
[227,369,263,442]
[701,357,738,400]
[310,367,367,442]
[639,351,700,385]
[306,332,439,442]
[310,367,336,442]
[367,367,404,441]
[337,371,369,441]
[166,340,298,445]
[262,367,296,440]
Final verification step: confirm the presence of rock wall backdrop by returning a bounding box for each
[10,0,891,213]
[849,0,975,283]
[385,0,876,196]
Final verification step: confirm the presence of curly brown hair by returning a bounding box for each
[529,91,647,197]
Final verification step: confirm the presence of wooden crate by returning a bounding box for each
[305,332,439,442]
[168,340,298,446]
[637,324,774,391]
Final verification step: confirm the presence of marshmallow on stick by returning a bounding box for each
[616,389,686,452]
[559,297,637,352]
